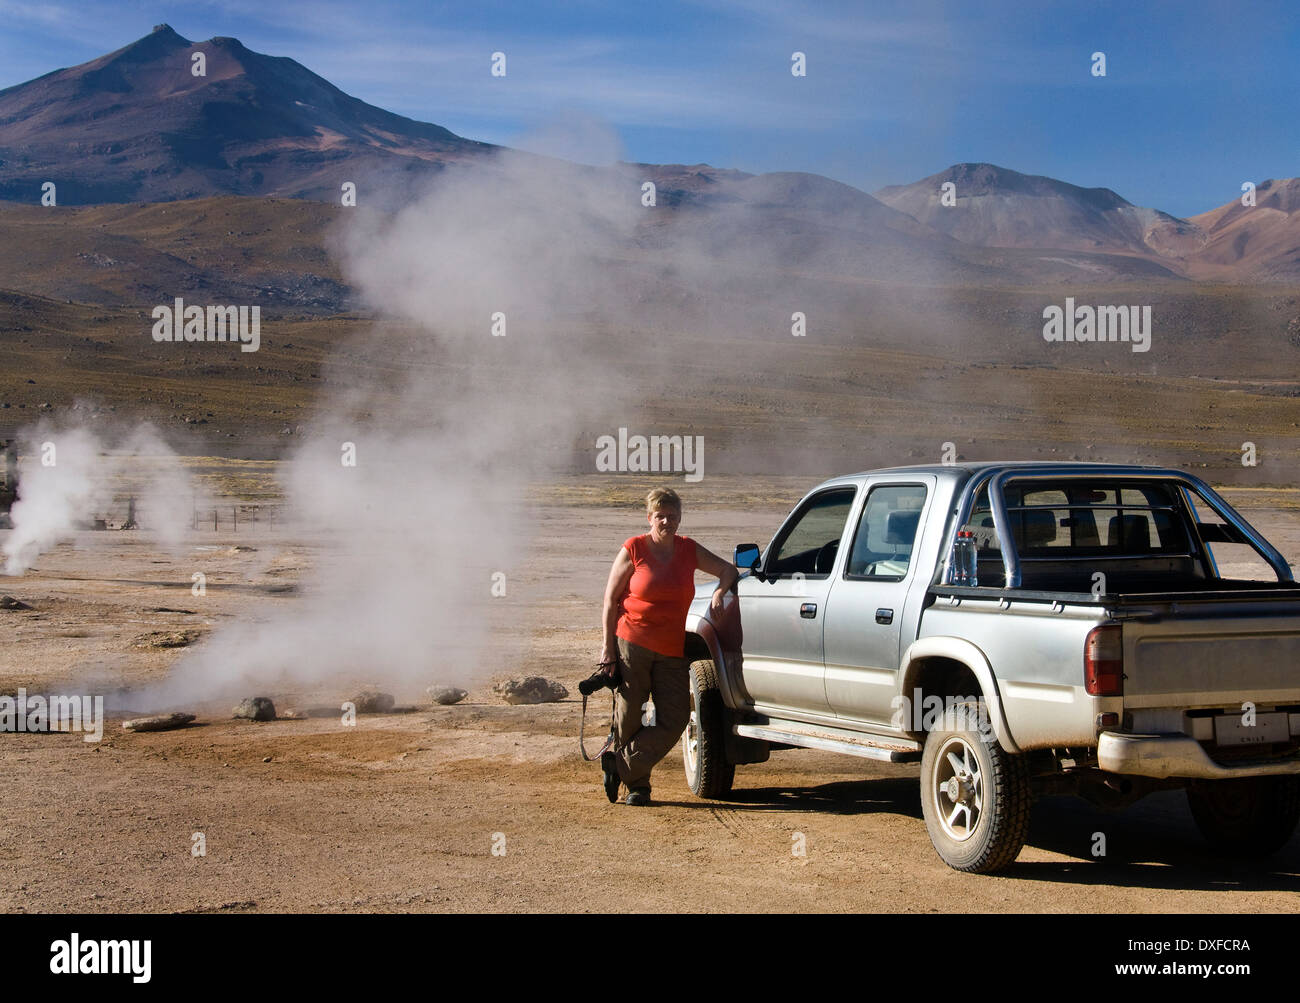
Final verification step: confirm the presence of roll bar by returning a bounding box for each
[940,465,1293,589]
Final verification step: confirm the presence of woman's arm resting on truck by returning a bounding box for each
[696,545,739,615]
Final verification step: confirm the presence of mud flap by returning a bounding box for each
[714,648,769,764]
[724,723,771,765]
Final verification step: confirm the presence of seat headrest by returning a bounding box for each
[1109,514,1152,550]
[1016,510,1057,548]
[883,509,921,546]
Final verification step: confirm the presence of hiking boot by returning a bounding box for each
[625,787,651,806]
[600,751,621,804]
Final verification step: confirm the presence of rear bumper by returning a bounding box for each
[1098,731,1300,780]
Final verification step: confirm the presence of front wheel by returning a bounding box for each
[1187,776,1300,857]
[920,702,1030,873]
[683,659,735,799]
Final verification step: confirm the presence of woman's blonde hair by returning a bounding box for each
[645,487,682,513]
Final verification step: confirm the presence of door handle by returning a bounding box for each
[800,603,818,619]
[875,608,894,625]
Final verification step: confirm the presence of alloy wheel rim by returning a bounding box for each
[933,736,983,842]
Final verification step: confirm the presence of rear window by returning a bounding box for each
[966,480,1192,558]
[846,483,928,578]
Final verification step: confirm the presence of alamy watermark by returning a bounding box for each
[1042,297,1150,353]
[595,427,704,482]
[151,298,260,353]
[0,688,103,742]
[50,934,150,983]
[890,689,992,736]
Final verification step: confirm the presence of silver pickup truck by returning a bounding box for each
[679,462,1300,872]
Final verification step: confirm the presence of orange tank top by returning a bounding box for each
[616,534,698,658]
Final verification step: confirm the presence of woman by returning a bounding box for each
[598,487,737,805]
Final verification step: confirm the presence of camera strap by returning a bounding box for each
[579,689,616,762]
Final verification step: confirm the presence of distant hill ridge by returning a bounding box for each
[0,27,1296,280]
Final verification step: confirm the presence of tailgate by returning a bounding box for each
[1122,600,1300,708]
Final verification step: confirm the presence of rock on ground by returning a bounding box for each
[0,595,33,610]
[232,697,276,721]
[427,686,468,705]
[350,691,395,714]
[134,629,201,649]
[123,712,196,733]
[494,677,569,705]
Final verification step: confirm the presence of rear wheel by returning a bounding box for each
[1187,776,1300,857]
[683,659,735,799]
[920,702,1030,873]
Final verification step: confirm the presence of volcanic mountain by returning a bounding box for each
[0,23,493,205]
[1186,178,1300,281]
[0,27,992,279]
[874,163,1206,260]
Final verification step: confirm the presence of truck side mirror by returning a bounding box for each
[734,544,761,571]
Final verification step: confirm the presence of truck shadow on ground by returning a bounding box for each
[1008,791,1300,890]
[658,781,1300,891]
[656,777,924,818]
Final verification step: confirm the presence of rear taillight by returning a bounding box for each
[1085,624,1123,696]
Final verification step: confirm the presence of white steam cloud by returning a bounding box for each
[148,144,673,706]
[3,421,196,576]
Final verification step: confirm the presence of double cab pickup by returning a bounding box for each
[679,462,1300,872]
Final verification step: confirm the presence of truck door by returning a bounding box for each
[823,479,933,725]
[738,485,857,717]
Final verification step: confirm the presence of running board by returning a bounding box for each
[734,721,922,763]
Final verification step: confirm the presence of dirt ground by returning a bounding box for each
[1,478,1298,913]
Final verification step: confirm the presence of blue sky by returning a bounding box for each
[0,0,1295,217]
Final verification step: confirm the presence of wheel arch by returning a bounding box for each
[899,637,1019,753]
[684,613,743,709]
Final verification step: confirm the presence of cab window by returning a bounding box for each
[847,484,928,579]
[766,488,856,577]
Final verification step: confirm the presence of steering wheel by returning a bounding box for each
[814,540,839,574]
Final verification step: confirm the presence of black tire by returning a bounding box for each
[920,701,1030,873]
[1187,776,1300,857]
[683,659,735,799]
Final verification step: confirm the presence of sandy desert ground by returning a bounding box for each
[0,473,1297,914]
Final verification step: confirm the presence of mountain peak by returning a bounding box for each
[911,163,1132,211]
[1182,176,1300,279]
[0,26,487,205]
[116,23,193,54]
[874,162,1192,257]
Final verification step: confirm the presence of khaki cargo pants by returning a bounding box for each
[613,637,692,791]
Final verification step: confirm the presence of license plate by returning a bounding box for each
[1214,712,1289,747]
